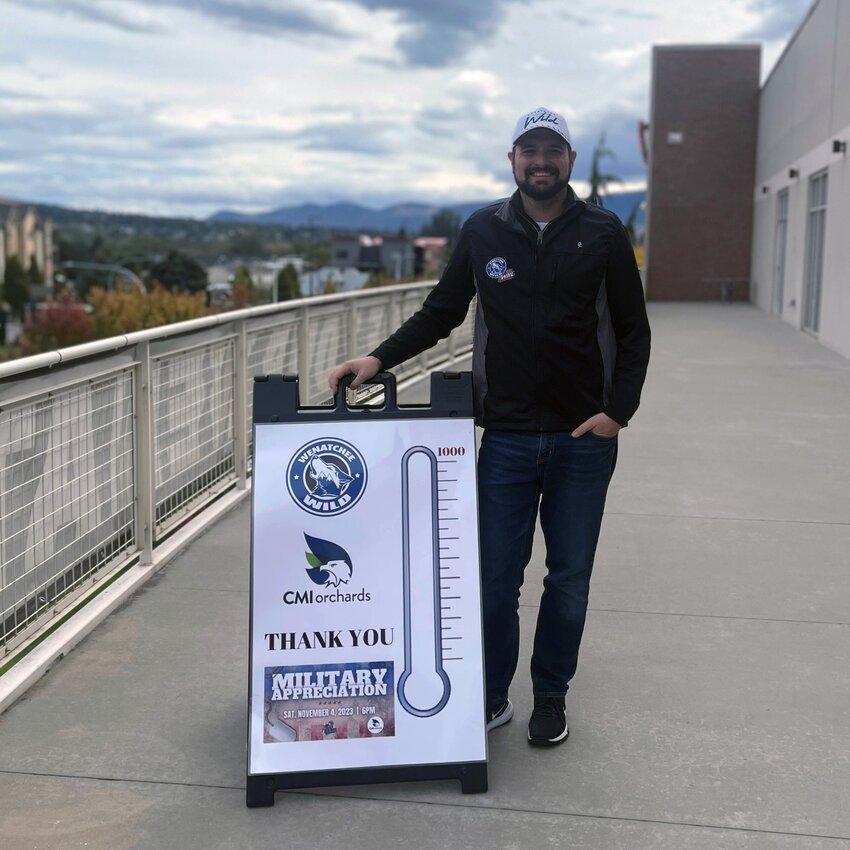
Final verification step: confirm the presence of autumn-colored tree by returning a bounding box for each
[86,286,210,337]
[19,293,96,355]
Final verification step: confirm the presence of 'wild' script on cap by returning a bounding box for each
[524,111,560,130]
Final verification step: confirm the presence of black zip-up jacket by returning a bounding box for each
[372,188,650,431]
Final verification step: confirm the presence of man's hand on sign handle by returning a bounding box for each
[329,355,383,392]
[571,412,621,439]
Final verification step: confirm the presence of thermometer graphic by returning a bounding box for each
[397,446,451,717]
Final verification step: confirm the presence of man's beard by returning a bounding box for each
[514,166,571,201]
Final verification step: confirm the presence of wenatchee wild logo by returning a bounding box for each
[286,437,367,516]
[283,533,371,606]
[485,256,515,283]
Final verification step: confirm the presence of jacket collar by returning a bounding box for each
[494,187,585,241]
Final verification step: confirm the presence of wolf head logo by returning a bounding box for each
[308,457,354,498]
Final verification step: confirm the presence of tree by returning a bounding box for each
[276,264,301,301]
[87,286,210,337]
[19,292,96,355]
[149,250,208,293]
[624,199,644,246]
[421,208,461,252]
[585,132,621,207]
[321,278,338,295]
[227,230,265,258]
[3,256,30,319]
[232,265,255,308]
[291,237,331,269]
[28,254,44,284]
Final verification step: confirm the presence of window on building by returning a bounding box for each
[802,170,828,333]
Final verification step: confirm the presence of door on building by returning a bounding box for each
[772,189,789,316]
[802,170,828,333]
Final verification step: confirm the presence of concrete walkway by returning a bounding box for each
[1,303,849,849]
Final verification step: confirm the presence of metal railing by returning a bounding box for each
[0,282,475,654]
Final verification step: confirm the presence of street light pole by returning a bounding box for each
[61,261,147,294]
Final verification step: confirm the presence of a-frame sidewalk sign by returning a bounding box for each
[246,371,488,807]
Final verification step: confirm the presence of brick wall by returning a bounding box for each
[646,46,761,301]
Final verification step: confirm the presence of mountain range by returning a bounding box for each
[210,190,646,233]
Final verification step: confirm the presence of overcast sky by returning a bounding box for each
[0,0,812,217]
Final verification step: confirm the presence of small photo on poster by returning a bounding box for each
[264,661,395,743]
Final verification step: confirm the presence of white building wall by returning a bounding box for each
[751,0,850,358]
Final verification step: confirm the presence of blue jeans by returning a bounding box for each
[478,429,618,705]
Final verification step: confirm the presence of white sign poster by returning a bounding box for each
[248,416,487,777]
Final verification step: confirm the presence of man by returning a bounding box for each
[329,106,650,746]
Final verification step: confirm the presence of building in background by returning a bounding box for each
[749,0,850,359]
[413,236,448,278]
[330,233,416,279]
[646,0,849,360]
[645,45,761,301]
[0,202,55,295]
[299,266,369,296]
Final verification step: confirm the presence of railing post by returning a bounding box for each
[297,304,311,403]
[233,318,248,489]
[349,296,359,361]
[134,341,156,565]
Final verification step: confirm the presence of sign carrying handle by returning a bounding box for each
[335,371,398,412]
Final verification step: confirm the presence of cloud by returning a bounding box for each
[557,11,592,27]
[599,6,659,21]
[569,109,647,186]
[288,120,398,155]
[151,0,348,37]
[13,0,531,67]
[7,0,167,34]
[0,87,47,101]
[348,0,521,66]
[10,0,348,39]
[599,44,650,70]
[741,0,813,41]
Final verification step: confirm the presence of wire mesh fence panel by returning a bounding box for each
[0,283,473,646]
[354,298,392,356]
[0,370,135,649]
[245,319,300,450]
[152,340,237,536]
[304,306,350,406]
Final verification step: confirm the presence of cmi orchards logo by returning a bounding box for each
[282,533,371,606]
[286,437,367,516]
[304,533,352,588]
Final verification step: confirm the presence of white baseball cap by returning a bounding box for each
[512,107,571,146]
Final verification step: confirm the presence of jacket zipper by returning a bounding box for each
[533,227,543,430]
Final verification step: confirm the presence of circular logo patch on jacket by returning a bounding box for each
[286,438,367,516]
[485,257,508,279]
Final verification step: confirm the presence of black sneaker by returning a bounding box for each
[485,699,514,731]
[527,697,569,746]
